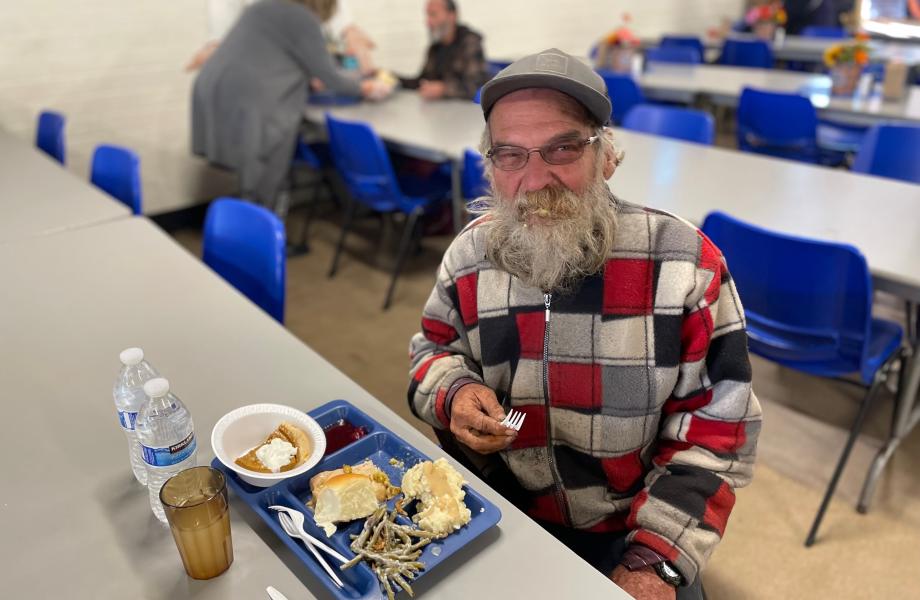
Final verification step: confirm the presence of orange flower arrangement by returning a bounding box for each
[745,2,788,26]
[602,13,640,47]
[823,33,871,68]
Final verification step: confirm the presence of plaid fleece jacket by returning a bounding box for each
[408,199,762,583]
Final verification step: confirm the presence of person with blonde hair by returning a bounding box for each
[191,0,382,211]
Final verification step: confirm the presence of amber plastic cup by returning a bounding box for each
[160,466,234,579]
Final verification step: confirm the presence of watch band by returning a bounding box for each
[621,545,683,587]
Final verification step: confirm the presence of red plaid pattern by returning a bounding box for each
[409,199,761,584]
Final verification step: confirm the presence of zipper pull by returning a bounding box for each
[543,292,552,323]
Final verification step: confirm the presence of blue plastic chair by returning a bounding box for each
[90,144,142,214]
[851,124,920,185]
[203,198,286,323]
[487,60,510,79]
[325,114,448,309]
[599,72,646,125]
[737,88,852,165]
[623,104,714,145]
[717,39,773,68]
[36,110,66,165]
[701,211,903,547]
[462,149,489,200]
[645,46,702,65]
[737,88,819,162]
[801,26,849,38]
[738,87,850,164]
[288,139,334,254]
[660,35,706,61]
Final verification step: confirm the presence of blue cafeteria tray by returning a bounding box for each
[211,399,502,599]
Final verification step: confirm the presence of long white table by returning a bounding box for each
[637,63,920,126]
[0,216,629,599]
[304,90,920,514]
[641,34,920,66]
[0,130,130,244]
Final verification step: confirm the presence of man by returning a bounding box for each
[399,0,489,100]
[407,49,761,599]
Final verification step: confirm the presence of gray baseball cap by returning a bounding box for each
[480,48,612,126]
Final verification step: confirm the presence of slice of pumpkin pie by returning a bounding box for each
[235,422,312,473]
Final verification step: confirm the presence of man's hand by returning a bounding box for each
[419,79,447,99]
[449,384,516,453]
[611,565,676,600]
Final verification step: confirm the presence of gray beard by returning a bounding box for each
[484,179,618,294]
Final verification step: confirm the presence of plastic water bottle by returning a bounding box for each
[113,348,159,485]
[136,378,197,524]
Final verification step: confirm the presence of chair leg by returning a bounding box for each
[328,196,357,278]
[804,373,885,547]
[294,180,322,252]
[383,207,422,310]
[858,348,911,513]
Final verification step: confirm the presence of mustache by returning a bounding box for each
[513,186,579,221]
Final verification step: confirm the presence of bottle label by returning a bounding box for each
[118,410,138,431]
[141,431,196,467]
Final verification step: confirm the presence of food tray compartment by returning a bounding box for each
[213,399,502,600]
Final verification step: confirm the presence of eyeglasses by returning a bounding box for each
[486,135,599,171]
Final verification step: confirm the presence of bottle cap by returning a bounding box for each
[119,347,144,366]
[143,378,170,398]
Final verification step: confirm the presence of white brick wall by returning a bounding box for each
[0,0,742,214]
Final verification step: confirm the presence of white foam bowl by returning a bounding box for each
[211,403,326,487]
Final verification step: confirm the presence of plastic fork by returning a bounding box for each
[275,510,345,588]
[267,505,349,563]
[500,409,526,431]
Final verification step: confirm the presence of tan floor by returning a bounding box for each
[172,209,920,600]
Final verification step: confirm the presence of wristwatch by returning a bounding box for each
[652,560,684,587]
[621,545,684,587]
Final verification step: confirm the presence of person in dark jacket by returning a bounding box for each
[399,0,489,100]
[191,0,376,211]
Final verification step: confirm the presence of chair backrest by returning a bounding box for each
[645,46,702,65]
[660,35,706,60]
[487,60,510,79]
[701,210,875,376]
[801,26,848,38]
[325,114,404,211]
[736,87,818,162]
[622,104,714,145]
[203,197,286,323]
[718,39,773,68]
[90,144,142,214]
[851,124,920,184]
[36,110,66,165]
[599,71,646,125]
[462,149,489,199]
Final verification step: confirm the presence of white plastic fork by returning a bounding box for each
[275,511,345,589]
[267,505,349,563]
[500,408,526,431]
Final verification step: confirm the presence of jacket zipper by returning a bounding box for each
[542,292,572,526]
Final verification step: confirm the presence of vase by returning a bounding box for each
[596,44,636,74]
[830,63,862,96]
[753,21,777,41]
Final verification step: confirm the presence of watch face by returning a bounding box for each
[654,561,683,586]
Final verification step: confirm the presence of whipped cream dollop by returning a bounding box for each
[255,438,296,472]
